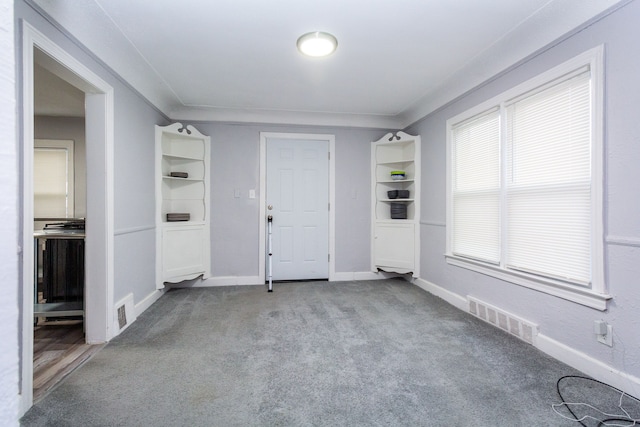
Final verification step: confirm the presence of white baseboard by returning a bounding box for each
[334,271,412,281]
[413,277,640,399]
[537,334,640,399]
[134,288,164,318]
[197,273,381,285]
[354,271,383,280]
[332,271,382,281]
[197,276,263,287]
[413,277,468,311]
[331,272,356,281]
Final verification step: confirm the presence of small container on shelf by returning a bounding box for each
[390,170,406,180]
[166,213,190,222]
[169,171,189,178]
[390,203,407,219]
[386,189,410,199]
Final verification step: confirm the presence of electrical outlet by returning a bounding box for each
[594,320,608,335]
[596,324,613,347]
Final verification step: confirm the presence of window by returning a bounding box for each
[446,47,608,310]
[34,139,75,219]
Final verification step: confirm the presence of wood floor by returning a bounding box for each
[33,320,104,403]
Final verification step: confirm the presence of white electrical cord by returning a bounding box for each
[552,400,639,426]
[554,375,640,426]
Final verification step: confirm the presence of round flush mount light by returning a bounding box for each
[296,31,338,57]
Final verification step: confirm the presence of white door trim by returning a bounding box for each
[259,132,335,282]
[20,21,115,415]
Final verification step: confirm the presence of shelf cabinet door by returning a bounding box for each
[161,225,206,282]
[373,223,415,273]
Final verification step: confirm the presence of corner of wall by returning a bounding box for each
[413,277,640,400]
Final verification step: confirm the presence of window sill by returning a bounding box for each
[445,254,611,311]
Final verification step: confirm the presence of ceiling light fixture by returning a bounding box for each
[296,31,338,57]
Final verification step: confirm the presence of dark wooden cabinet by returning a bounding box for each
[43,238,84,302]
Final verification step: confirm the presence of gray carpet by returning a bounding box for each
[21,279,621,426]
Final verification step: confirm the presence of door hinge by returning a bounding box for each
[328,254,330,262]
[328,202,330,211]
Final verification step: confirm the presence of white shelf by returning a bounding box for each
[371,131,421,277]
[162,220,206,226]
[33,302,83,317]
[162,176,203,182]
[377,179,414,183]
[163,153,203,161]
[376,159,414,165]
[156,123,211,289]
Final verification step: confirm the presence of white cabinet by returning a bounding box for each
[371,132,420,277]
[155,123,210,288]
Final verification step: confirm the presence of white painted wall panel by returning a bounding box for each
[0,0,19,425]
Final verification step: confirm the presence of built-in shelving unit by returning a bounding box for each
[155,123,210,288]
[371,131,421,276]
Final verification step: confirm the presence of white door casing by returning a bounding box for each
[21,22,114,416]
[259,133,335,283]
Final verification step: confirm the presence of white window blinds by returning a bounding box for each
[446,47,605,306]
[34,147,72,218]
[450,69,593,285]
[505,70,592,285]
[451,109,501,264]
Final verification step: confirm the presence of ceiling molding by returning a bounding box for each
[169,105,403,129]
[31,0,627,130]
[398,0,629,128]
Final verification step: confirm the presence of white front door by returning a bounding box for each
[266,138,329,280]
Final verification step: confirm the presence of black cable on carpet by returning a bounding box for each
[555,375,640,426]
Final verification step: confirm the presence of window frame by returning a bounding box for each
[445,46,609,310]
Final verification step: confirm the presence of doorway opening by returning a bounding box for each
[20,22,114,415]
[31,67,92,402]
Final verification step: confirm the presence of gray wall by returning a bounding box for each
[192,122,384,277]
[405,0,640,381]
[17,0,168,308]
[112,85,169,304]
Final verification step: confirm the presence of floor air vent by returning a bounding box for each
[117,304,127,330]
[468,296,537,345]
[114,293,136,333]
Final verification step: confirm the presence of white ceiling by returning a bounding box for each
[32,0,623,128]
[34,63,85,117]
